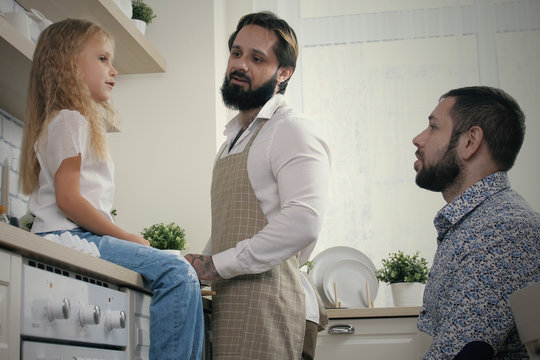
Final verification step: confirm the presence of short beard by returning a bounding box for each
[221,70,277,111]
[415,141,462,192]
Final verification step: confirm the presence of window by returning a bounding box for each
[252,0,540,306]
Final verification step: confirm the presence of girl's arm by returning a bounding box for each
[55,155,149,246]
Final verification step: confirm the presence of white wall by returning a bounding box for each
[213,0,254,145]
[109,1,258,254]
[0,0,254,253]
[109,0,219,253]
[3,0,537,273]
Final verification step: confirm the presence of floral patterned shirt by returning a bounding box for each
[418,171,540,359]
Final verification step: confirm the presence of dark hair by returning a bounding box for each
[228,11,298,94]
[441,86,525,171]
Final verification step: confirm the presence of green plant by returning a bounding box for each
[141,222,186,250]
[131,0,156,24]
[377,250,429,284]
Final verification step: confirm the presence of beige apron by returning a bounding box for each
[210,120,305,360]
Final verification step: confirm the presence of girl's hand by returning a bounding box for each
[124,233,150,246]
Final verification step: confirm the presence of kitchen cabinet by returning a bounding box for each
[315,308,432,359]
[0,0,166,122]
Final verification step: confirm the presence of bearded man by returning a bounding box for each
[185,12,330,360]
[412,86,540,359]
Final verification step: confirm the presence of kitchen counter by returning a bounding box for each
[0,222,148,292]
[1,223,212,359]
[0,223,213,308]
[326,306,421,319]
[2,223,418,317]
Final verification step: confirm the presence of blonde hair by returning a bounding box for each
[20,19,117,195]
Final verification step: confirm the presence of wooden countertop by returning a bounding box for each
[1,223,214,310]
[327,306,421,319]
[0,222,148,292]
[0,223,419,316]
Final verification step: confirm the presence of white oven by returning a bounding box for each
[125,288,151,359]
[22,341,126,359]
[1,246,206,360]
[20,259,129,359]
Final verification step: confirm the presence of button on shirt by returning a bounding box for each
[418,171,540,359]
[203,94,331,324]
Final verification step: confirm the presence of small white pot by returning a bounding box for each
[390,282,425,307]
[131,18,146,34]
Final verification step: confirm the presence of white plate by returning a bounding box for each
[310,246,377,307]
[323,259,378,308]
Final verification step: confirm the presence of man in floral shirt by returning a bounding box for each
[412,86,540,359]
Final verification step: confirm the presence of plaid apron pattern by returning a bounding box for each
[210,120,305,359]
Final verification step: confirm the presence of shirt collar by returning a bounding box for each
[223,94,285,138]
[433,171,510,241]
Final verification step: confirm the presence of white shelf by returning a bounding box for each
[18,0,166,74]
[1,0,166,122]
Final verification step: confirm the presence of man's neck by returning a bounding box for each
[441,167,499,203]
[239,107,263,130]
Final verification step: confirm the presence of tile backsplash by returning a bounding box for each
[1,0,31,219]
[0,108,28,219]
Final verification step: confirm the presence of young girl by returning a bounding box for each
[19,19,203,359]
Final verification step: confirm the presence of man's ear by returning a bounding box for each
[459,126,484,160]
[277,66,293,84]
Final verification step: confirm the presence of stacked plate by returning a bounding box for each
[310,246,378,308]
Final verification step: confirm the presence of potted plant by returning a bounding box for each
[377,250,429,307]
[131,0,156,34]
[141,222,186,255]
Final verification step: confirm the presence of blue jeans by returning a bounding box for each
[38,229,204,360]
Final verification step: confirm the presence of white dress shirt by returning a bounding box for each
[204,94,331,323]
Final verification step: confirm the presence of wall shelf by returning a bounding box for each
[0,0,166,122]
[18,0,166,74]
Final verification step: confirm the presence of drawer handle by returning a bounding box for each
[328,324,355,334]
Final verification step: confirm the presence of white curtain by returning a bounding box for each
[252,0,540,306]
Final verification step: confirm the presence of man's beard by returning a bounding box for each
[221,70,277,111]
[415,142,462,192]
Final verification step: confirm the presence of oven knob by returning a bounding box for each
[105,309,126,331]
[46,298,70,321]
[79,304,101,326]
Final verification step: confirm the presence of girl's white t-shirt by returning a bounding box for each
[29,109,115,233]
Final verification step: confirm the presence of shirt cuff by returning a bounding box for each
[212,248,240,279]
